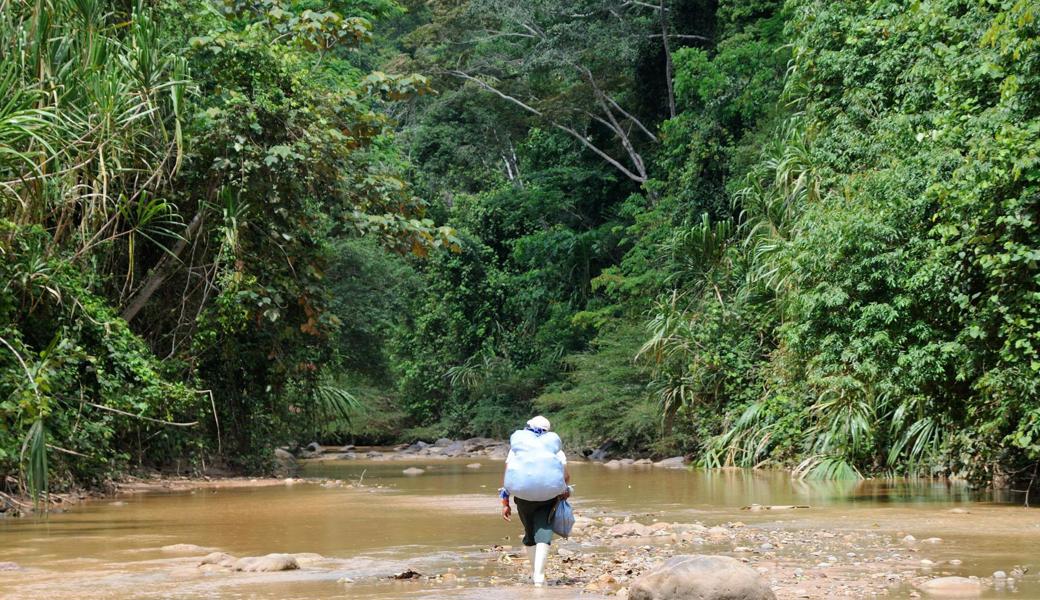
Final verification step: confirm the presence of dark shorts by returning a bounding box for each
[514,497,558,546]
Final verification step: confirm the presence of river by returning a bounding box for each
[1,455,1038,599]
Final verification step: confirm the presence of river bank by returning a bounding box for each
[3,456,1037,599]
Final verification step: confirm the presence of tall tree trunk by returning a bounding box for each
[660,0,676,119]
[121,207,205,323]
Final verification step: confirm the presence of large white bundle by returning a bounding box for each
[504,429,566,501]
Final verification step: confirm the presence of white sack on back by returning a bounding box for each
[504,429,566,502]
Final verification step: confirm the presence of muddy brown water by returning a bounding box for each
[1,457,1038,599]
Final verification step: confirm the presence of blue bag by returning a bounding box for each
[551,499,575,538]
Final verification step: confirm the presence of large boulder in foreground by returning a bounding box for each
[233,553,299,572]
[628,555,776,600]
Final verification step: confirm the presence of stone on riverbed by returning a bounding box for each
[233,553,299,572]
[917,576,982,597]
[628,554,776,600]
[609,522,654,537]
[402,467,425,476]
[466,463,482,469]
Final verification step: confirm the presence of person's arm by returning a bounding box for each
[558,448,572,499]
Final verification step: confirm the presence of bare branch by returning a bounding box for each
[649,33,711,41]
[553,123,646,183]
[606,95,658,141]
[446,70,649,183]
[623,0,667,10]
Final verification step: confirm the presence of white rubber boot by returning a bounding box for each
[532,542,549,586]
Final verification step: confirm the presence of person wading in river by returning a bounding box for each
[499,415,571,586]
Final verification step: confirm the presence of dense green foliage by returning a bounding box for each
[378,0,1040,488]
[0,0,451,499]
[3,0,1038,498]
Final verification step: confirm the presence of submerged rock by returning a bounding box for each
[402,467,425,476]
[628,554,776,600]
[233,553,299,572]
[161,543,215,554]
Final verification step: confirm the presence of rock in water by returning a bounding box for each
[233,553,299,572]
[917,576,982,597]
[628,554,776,600]
[653,456,686,469]
[402,467,425,476]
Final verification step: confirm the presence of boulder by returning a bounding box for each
[402,467,425,476]
[273,448,300,477]
[198,552,236,568]
[463,437,496,452]
[628,555,776,600]
[587,440,617,461]
[403,441,429,453]
[608,522,654,537]
[653,456,687,469]
[917,576,982,597]
[433,438,453,447]
[442,441,467,457]
[299,442,323,458]
[233,553,299,572]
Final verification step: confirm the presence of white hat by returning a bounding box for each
[527,415,551,431]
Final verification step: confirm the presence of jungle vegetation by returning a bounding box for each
[2,0,1038,500]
